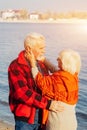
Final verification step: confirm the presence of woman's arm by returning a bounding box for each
[44,58,58,73]
[25,51,55,99]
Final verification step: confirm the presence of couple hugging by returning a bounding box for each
[8,32,81,130]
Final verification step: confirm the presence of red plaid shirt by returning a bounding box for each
[8,50,51,124]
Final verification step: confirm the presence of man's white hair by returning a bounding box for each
[58,49,81,74]
[24,32,45,48]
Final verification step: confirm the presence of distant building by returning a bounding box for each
[13,10,21,19]
[2,10,15,19]
[48,18,54,21]
[29,13,39,20]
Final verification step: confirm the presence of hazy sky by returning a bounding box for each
[0,0,87,12]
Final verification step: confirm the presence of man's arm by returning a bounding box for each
[8,64,64,112]
[8,64,51,109]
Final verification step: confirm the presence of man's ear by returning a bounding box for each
[25,46,31,52]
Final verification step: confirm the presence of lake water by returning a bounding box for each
[0,22,87,130]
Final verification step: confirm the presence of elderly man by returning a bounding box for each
[8,32,63,130]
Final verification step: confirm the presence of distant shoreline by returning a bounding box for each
[0,19,87,24]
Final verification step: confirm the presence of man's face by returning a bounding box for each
[32,43,45,60]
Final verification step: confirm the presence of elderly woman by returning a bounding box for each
[25,49,81,130]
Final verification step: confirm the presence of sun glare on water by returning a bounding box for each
[82,24,87,32]
[77,20,87,33]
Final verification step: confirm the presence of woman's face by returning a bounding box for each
[57,58,62,70]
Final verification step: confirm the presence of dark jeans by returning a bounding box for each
[15,120,40,130]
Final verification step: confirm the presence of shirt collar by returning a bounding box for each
[18,50,28,66]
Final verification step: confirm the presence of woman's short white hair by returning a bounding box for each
[24,32,45,48]
[58,49,81,74]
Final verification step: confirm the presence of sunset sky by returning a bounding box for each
[0,0,87,12]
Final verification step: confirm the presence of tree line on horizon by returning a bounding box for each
[0,9,87,20]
